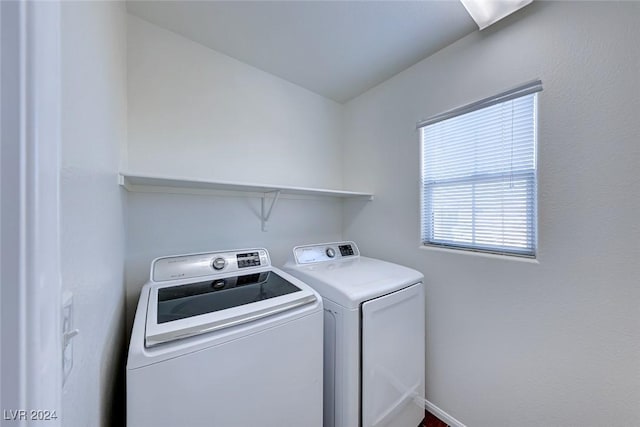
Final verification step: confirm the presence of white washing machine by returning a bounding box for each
[283,241,425,427]
[127,248,323,427]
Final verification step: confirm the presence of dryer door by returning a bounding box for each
[361,282,425,427]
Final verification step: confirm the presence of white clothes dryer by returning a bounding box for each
[127,248,323,427]
[283,242,425,427]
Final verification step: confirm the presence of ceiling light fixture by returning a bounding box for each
[460,0,533,30]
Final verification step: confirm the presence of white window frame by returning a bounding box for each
[418,81,542,258]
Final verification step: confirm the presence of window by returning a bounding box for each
[419,81,541,257]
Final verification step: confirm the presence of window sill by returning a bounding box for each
[418,245,539,264]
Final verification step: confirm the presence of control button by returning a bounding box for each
[212,257,226,270]
[326,248,336,258]
[212,279,226,289]
[339,244,354,256]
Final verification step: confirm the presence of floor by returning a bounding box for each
[421,410,449,427]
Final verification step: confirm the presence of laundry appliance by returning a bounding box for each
[283,241,425,427]
[127,248,323,427]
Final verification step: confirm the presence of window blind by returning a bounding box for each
[420,82,540,257]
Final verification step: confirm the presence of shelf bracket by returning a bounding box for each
[261,190,281,232]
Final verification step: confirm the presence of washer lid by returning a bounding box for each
[144,268,316,347]
[282,256,423,309]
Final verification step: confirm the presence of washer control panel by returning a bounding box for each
[338,244,355,256]
[293,241,360,265]
[237,252,261,268]
[152,248,270,282]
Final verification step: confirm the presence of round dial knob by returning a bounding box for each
[326,248,336,258]
[212,257,227,270]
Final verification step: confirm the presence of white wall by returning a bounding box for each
[343,2,640,426]
[125,16,347,329]
[127,14,343,189]
[60,1,127,425]
[1,1,63,419]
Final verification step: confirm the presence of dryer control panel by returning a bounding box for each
[292,241,360,265]
[152,249,270,282]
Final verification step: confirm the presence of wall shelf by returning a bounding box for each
[118,172,373,231]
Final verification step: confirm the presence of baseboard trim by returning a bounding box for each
[424,400,467,427]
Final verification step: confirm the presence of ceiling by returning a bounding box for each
[127,1,477,103]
